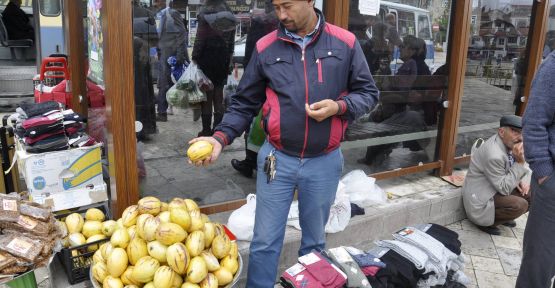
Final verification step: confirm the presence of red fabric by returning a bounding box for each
[256,30,278,53]
[300,252,347,288]
[361,265,381,277]
[264,87,283,150]
[324,23,356,48]
[24,130,65,145]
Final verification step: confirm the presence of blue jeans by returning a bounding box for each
[246,141,343,287]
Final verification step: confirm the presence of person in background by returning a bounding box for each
[154,0,189,122]
[516,50,555,288]
[188,0,379,285]
[192,0,236,137]
[462,115,531,236]
[385,13,402,52]
[230,0,278,178]
[1,0,34,41]
[359,35,425,165]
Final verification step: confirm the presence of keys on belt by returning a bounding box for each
[264,149,276,183]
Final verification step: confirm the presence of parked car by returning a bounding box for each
[233,35,246,66]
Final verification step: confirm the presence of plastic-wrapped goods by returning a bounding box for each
[0,215,54,236]
[19,202,51,221]
[0,252,17,271]
[0,194,20,222]
[0,235,44,262]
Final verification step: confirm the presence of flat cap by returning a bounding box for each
[500,115,522,129]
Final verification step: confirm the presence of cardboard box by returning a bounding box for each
[16,144,108,211]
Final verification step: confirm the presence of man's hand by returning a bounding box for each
[512,142,525,164]
[305,100,339,122]
[539,176,549,185]
[187,137,223,167]
[517,181,530,196]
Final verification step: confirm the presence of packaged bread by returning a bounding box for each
[0,235,43,262]
[0,215,53,236]
[19,202,51,221]
[0,252,16,271]
[0,194,20,222]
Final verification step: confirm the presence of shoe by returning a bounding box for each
[156,113,167,122]
[193,108,201,122]
[478,225,501,235]
[231,159,253,178]
[502,220,517,228]
[197,130,212,137]
[167,105,174,115]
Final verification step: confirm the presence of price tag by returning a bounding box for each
[7,238,32,255]
[298,253,320,266]
[285,263,306,276]
[2,200,17,212]
[17,215,38,230]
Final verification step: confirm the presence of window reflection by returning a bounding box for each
[345,0,450,173]
[457,0,533,156]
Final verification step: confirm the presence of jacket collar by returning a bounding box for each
[276,8,326,45]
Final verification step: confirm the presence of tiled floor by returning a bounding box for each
[446,214,528,288]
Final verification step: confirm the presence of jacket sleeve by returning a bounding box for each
[483,155,528,196]
[523,58,555,180]
[213,49,267,147]
[172,10,189,63]
[336,40,379,122]
[192,16,205,61]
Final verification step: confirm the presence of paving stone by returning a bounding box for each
[492,235,521,250]
[471,255,504,274]
[464,266,478,286]
[446,221,462,231]
[474,270,517,288]
[496,225,516,238]
[514,214,528,229]
[459,229,498,258]
[496,247,522,276]
[512,227,525,242]
[461,219,483,233]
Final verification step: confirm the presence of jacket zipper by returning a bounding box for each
[316,58,323,83]
[278,23,325,158]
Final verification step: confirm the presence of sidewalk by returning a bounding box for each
[447,215,527,288]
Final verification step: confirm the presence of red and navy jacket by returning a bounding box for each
[213,9,379,158]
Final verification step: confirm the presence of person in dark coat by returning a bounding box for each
[154,0,189,122]
[230,0,278,178]
[1,0,34,41]
[192,0,236,136]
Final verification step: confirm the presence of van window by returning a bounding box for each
[397,10,415,37]
[39,0,61,16]
[418,14,430,39]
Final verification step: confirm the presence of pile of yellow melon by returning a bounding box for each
[88,197,239,288]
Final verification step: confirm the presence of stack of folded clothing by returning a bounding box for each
[13,101,97,153]
[368,224,468,288]
[280,251,348,288]
[279,223,468,288]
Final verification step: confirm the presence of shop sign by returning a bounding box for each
[226,0,252,13]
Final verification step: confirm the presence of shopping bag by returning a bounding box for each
[166,83,188,108]
[325,182,351,233]
[223,68,239,108]
[340,170,386,206]
[176,62,211,104]
[227,194,256,241]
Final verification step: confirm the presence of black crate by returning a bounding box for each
[55,202,111,285]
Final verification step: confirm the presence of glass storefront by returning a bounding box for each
[345,0,451,173]
[133,0,265,205]
[545,1,555,59]
[456,0,533,156]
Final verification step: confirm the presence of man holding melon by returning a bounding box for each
[189,0,379,286]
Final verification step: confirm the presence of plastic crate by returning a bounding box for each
[54,202,111,285]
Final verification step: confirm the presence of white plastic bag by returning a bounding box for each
[227,194,256,241]
[325,182,351,233]
[340,170,386,206]
[286,184,352,233]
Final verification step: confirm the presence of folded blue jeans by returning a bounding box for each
[246,141,343,287]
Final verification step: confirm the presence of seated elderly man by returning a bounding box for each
[462,115,531,235]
